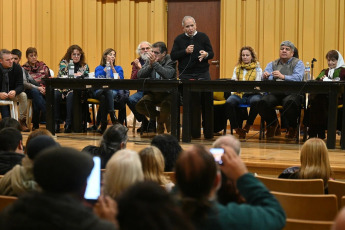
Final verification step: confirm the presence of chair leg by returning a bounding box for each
[26,100,32,130]
[132,118,136,132]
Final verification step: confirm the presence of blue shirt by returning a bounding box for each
[264,58,304,81]
[95,65,124,79]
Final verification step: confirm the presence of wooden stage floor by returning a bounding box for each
[22,126,345,179]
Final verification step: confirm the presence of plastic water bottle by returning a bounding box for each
[304,62,311,81]
[68,60,74,78]
[256,61,262,80]
[106,62,111,79]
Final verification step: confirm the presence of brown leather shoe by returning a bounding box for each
[20,118,30,132]
[242,124,251,133]
[266,122,278,139]
[235,128,246,139]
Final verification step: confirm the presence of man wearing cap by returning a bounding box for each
[258,40,304,139]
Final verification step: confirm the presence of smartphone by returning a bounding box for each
[209,148,224,165]
[84,156,101,203]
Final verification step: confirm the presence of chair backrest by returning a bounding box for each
[163,172,176,184]
[0,195,18,212]
[49,69,54,77]
[283,218,334,230]
[328,180,345,210]
[255,175,324,194]
[271,191,338,221]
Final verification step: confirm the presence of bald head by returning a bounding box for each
[212,135,241,155]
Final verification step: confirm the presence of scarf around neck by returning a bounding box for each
[0,64,12,93]
[235,62,257,81]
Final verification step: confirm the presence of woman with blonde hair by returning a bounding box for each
[139,146,174,191]
[103,149,144,199]
[279,138,333,192]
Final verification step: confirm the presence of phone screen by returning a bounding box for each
[84,156,101,201]
[209,148,224,165]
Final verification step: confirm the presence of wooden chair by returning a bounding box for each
[163,172,176,184]
[271,191,338,221]
[341,196,345,209]
[0,195,18,212]
[0,100,18,120]
[283,218,334,230]
[328,180,345,210]
[255,175,324,194]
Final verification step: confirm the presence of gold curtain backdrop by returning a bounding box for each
[0,0,344,78]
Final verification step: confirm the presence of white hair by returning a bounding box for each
[182,16,196,27]
[136,41,152,55]
[212,135,241,156]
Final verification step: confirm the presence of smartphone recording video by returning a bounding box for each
[210,148,224,165]
[84,156,101,203]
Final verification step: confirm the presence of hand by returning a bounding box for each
[75,72,83,77]
[272,70,284,80]
[263,71,270,79]
[93,195,118,227]
[134,59,142,69]
[320,75,327,80]
[41,87,46,95]
[198,50,208,62]
[7,90,16,99]
[147,51,156,65]
[186,45,194,54]
[220,145,248,182]
[0,92,8,100]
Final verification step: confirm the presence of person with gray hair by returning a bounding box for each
[258,40,304,139]
[212,135,241,155]
[127,41,156,133]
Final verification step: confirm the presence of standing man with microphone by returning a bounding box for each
[171,16,214,139]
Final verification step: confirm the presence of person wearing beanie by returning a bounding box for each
[0,147,117,230]
[0,135,59,196]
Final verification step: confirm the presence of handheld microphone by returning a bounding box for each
[190,36,194,45]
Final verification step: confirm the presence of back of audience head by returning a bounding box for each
[212,135,241,155]
[151,134,182,171]
[34,147,93,198]
[299,138,332,183]
[175,144,219,221]
[139,146,170,186]
[100,124,128,159]
[0,117,22,131]
[26,135,60,161]
[0,127,23,153]
[25,129,53,154]
[104,149,143,199]
[117,181,194,230]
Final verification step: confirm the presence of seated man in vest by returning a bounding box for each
[258,40,304,139]
[136,42,177,134]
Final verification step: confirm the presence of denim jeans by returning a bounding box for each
[127,91,147,122]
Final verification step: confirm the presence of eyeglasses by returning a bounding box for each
[140,47,151,51]
[72,53,81,57]
[153,51,160,55]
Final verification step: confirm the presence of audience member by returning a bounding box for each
[139,146,174,191]
[82,124,128,169]
[279,138,332,192]
[136,41,177,134]
[305,50,345,139]
[258,40,304,139]
[55,45,89,133]
[117,181,194,230]
[212,134,241,155]
[11,49,46,132]
[0,147,117,229]
[0,117,21,131]
[0,49,24,119]
[22,47,50,129]
[93,48,128,133]
[127,41,153,133]
[24,129,53,154]
[225,46,262,139]
[0,135,59,196]
[175,144,285,230]
[151,134,182,172]
[104,149,144,199]
[0,128,24,175]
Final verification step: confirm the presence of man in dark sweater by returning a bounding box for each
[0,49,24,118]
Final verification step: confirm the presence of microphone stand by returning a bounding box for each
[311,58,317,80]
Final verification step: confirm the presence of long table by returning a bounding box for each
[181,80,345,149]
[44,78,181,139]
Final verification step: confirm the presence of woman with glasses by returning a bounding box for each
[93,48,128,134]
[55,45,89,133]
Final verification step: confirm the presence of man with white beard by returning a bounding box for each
[127,41,156,133]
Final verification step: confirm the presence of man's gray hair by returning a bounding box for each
[280,40,295,51]
[182,16,196,27]
[0,49,11,59]
[136,41,152,55]
[212,135,241,156]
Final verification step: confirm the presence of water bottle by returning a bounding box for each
[68,60,75,78]
[256,61,262,80]
[106,62,111,79]
[304,62,311,81]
